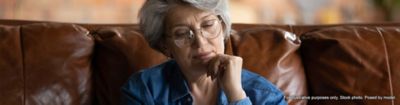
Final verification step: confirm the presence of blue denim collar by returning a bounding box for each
[164,60,191,102]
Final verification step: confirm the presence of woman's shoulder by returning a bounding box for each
[121,61,178,104]
[124,61,177,91]
[126,61,174,83]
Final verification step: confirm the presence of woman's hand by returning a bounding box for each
[207,54,247,102]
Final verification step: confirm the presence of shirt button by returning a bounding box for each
[187,98,191,102]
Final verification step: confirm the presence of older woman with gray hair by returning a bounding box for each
[121,0,287,105]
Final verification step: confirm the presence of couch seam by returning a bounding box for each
[18,25,26,105]
[376,27,394,105]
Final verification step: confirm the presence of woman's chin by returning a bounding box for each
[190,62,209,71]
[201,58,213,64]
[192,58,211,66]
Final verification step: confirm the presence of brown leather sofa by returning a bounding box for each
[0,19,399,105]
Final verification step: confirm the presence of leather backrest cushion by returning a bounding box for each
[300,26,400,105]
[90,27,167,105]
[0,25,24,105]
[21,23,93,105]
[231,25,307,105]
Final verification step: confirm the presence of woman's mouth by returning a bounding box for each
[193,52,214,61]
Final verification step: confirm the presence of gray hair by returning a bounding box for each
[138,0,231,53]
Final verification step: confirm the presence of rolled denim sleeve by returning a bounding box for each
[229,97,252,105]
[241,70,288,105]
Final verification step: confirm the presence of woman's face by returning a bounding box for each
[164,4,225,75]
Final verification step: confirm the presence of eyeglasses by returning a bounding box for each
[167,18,223,48]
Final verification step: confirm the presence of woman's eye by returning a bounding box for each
[202,20,216,28]
[174,30,190,38]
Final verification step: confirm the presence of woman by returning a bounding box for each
[121,0,287,105]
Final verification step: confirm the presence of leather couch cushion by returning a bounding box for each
[0,23,94,105]
[231,24,307,105]
[90,26,167,105]
[23,23,94,105]
[301,26,400,105]
[0,25,24,105]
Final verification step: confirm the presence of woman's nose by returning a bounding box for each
[192,30,208,48]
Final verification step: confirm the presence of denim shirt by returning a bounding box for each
[121,60,287,105]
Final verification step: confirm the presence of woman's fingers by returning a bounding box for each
[207,55,219,80]
[207,54,223,80]
[207,54,230,80]
[216,64,226,80]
